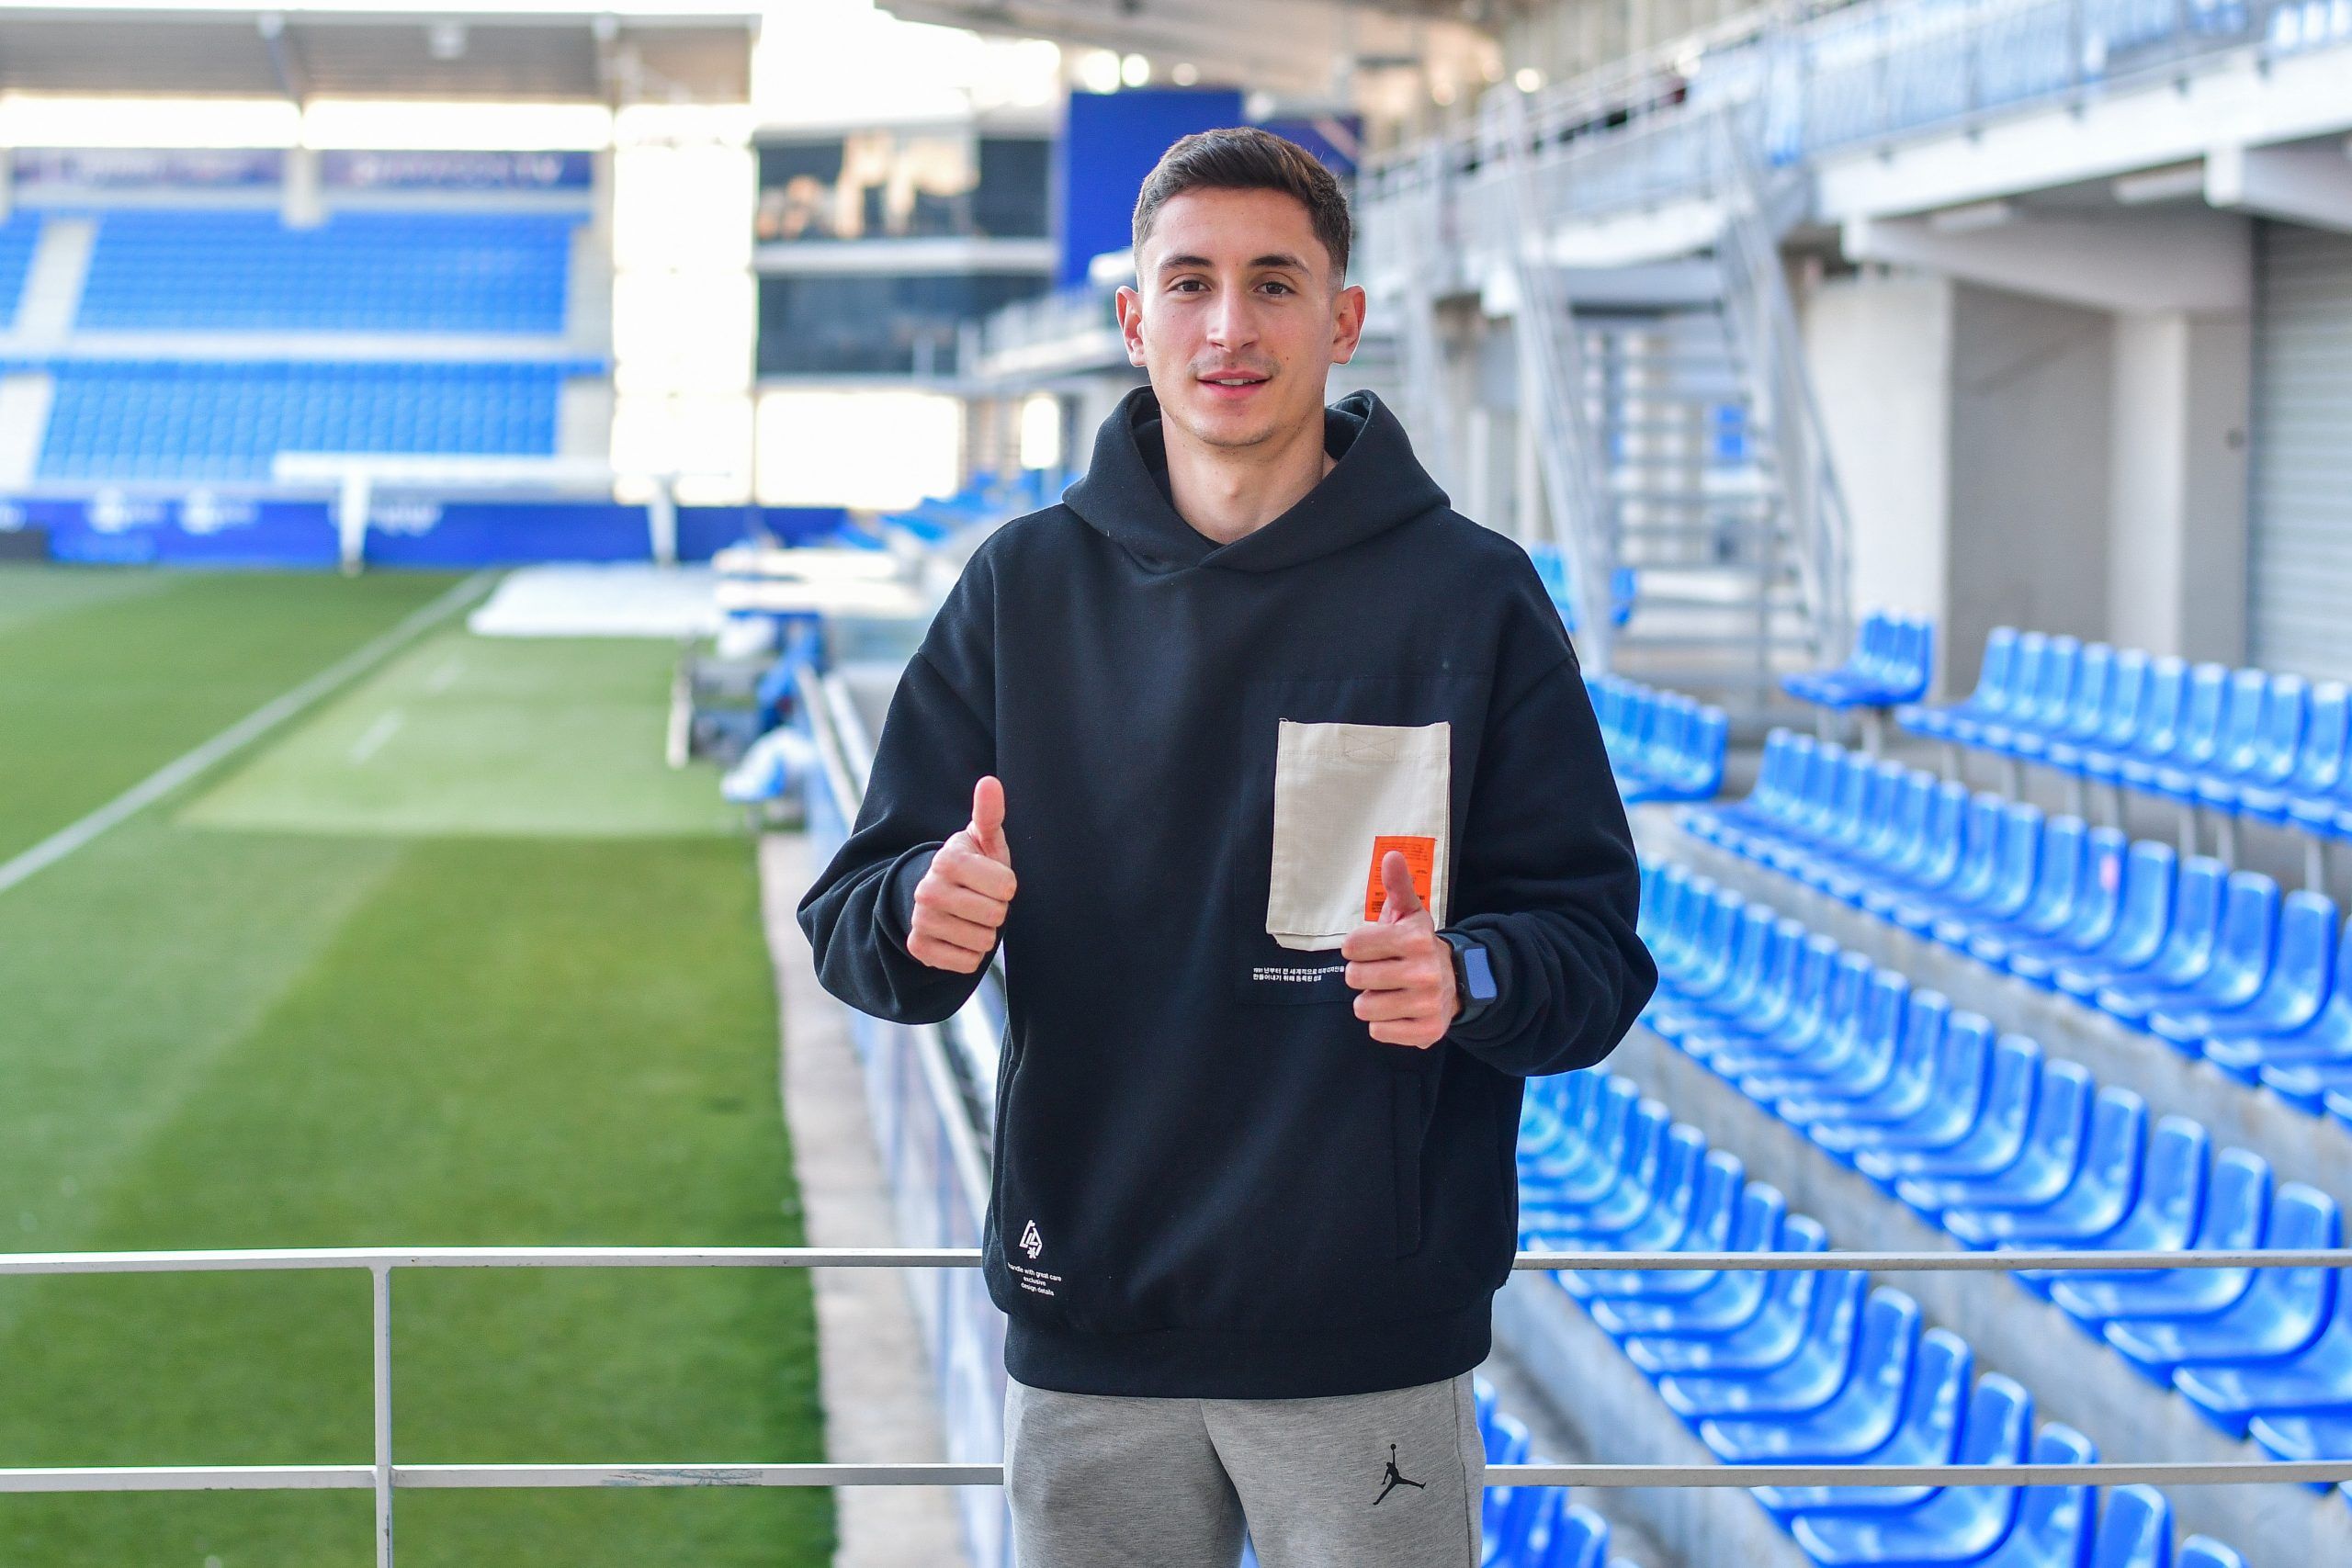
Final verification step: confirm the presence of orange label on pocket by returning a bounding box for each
[1364,835,1437,920]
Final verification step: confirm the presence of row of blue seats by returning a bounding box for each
[876,467,1078,545]
[34,360,594,482]
[73,209,578,334]
[1520,1061,2249,1565]
[1640,859,2352,1478]
[1472,1379,1633,1568]
[1526,547,1636,635]
[0,211,39,328]
[1784,613,1935,711]
[1590,675,1727,804]
[1900,627,2352,844]
[1685,729,2352,1122]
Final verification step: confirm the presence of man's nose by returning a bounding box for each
[1204,288,1255,347]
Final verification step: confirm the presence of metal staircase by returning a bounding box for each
[1403,90,1852,726]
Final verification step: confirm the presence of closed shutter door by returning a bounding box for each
[2249,220,2352,681]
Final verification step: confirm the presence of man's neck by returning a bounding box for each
[1163,407,1338,547]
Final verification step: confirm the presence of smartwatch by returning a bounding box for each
[1441,930,1498,1028]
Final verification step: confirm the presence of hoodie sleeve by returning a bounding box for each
[795,558,1000,1028]
[1439,638,1657,1079]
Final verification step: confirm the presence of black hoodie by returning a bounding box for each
[797,383,1655,1399]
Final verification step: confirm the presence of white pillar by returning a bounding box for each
[284,143,323,229]
[2107,310,2252,662]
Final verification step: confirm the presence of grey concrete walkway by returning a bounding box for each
[760,832,973,1568]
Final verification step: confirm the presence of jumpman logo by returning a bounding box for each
[1371,1443,1425,1506]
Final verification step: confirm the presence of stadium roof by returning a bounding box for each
[0,5,756,102]
[877,0,1498,101]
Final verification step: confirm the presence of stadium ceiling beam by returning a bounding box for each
[1840,208,2251,315]
[257,10,308,102]
[2205,140,2352,236]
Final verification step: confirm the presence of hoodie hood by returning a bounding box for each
[1060,383,1451,574]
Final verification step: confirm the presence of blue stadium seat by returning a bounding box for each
[2247,680,2348,823]
[1900,626,2024,745]
[2102,1184,2339,1383]
[1808,1014,1996,1167]
[2172,1244,2352,1437]
[1891,1060,2093,1223]
[1586,1185,1794,1338]
[2008,1115,2206,1287]
[1742,1327,1972,1516]
[2084,1487,2172,1568]
[1784,611,1934,710]
[2088,861,2238,1026]
[2052,840,2178,998]
[1786,1379,2041,1564]
[1944,1088,2147,1249]
[1851,1034,2041,1190]
[1532,1504,1611,1568]
[1775,989,1950,1126]
[2152,887,2335,1053]
[1692,1289,1921,1460]
[2047,1148,2271,1327]
[1653,1271,1869,1420]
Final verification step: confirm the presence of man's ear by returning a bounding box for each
[1330,282,1367,367]
[1114,285,1148,367]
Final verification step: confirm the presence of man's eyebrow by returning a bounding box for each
[1156,252,1312,276]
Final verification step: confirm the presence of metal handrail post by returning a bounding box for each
[373,1262,394,1568]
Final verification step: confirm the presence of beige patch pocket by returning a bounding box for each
[1265,718,1451,951]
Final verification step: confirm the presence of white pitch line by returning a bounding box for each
[0,571,495,900]
[346,710,405,766]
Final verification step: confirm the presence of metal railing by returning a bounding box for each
[1485,85,1622,673]
[2,1242,2346,1568]
[1362,0,2339,225]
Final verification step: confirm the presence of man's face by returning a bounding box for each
[1116,186,1367,456]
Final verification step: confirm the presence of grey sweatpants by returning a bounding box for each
[1002,1371,1485,1568]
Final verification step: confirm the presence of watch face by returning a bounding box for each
[1463,943,1498,1002]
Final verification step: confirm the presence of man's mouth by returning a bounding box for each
[1199,371,1270,397]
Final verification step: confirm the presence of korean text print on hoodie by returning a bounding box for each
[797,384,1657,1400]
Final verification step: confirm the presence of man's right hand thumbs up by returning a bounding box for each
[908,774,1018,975]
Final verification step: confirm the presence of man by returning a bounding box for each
[798,126,1654,1567]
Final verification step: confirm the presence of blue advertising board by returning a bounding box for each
[1054,87,1245,288]
[0,496,853,570]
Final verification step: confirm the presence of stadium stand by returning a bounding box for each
[0,189,596,490]
[1782,613,1935,719]
[1897,629,2352,869]
[1513,1043,2262,1562]
[36,359,588,482]
[1589,674,1729,804]
[1633,856,2352,1481]
[73,209,579,334]
[1682,730,2352,1122]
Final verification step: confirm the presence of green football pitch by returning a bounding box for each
[0,566,831,1566]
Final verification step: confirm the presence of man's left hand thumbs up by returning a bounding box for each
[1340,849,1458,1049]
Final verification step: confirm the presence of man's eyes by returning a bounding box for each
[1170,278,1295,295]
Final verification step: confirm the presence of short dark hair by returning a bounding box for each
[1132,126,1352,287]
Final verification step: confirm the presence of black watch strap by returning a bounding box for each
[1442,930,1498,1026]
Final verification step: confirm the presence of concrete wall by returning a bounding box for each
[1804,269,2121,696]
[1948,281,2115,671]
